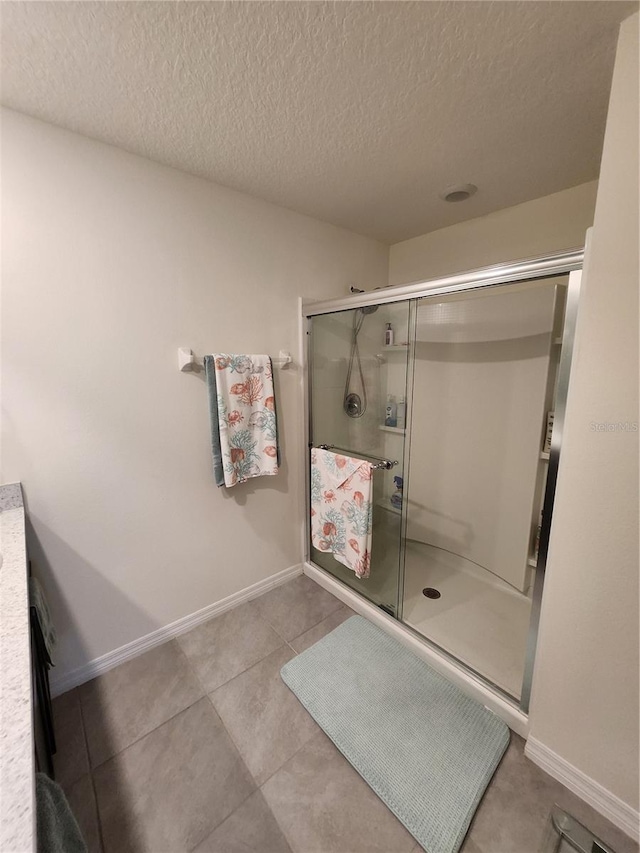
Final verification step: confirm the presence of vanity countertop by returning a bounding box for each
[0,483,34,853]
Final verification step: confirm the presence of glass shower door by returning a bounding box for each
[309,301,411,616]
[401,278,565,700]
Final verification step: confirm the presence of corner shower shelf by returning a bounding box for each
[379,425,405,435]
[382,344,409,351]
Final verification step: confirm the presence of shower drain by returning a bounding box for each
[422,587,441,600]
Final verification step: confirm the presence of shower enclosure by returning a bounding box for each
[304,250,582,716]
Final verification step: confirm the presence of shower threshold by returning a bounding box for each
[303,560,529,738]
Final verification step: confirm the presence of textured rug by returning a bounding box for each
[281,615,509,853]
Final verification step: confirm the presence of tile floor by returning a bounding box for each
[52,574,638,853]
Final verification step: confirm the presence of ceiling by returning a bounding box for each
[1,1,635,244]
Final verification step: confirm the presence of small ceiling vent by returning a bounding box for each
[440,183,478,203]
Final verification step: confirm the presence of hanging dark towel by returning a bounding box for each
[204,355,225,487]
[29,577,56,663]
[36,773,87,853]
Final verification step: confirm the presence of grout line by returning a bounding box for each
[259,616,292,646]
[81,623,292,774]
[203,693,260,792]
[76,584,342,845]
[87,692,208,773]
[78,593,341,775]
[185,784,258,852]
[284,639,299,655]
[172,597,292,693]
[258,725,323,789]
[283,603,349,655]
[250,603,298,654]
[78,639,206,773]
[254,574,344,646]
[90,685,254,853]
[180,621,291,695]
[208,644,294,702]
[77,694,106,853]
[262,603,343,649]
[209,684,320,804]
[258,790,298,853]
[172,637,210,699]
[205,650,320,791]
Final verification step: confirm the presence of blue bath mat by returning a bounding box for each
[281,616,509,853]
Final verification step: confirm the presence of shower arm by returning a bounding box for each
[313,444,398,471]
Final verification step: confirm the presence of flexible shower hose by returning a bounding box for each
[343,309,368,416]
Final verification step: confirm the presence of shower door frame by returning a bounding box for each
[302,248,584,719]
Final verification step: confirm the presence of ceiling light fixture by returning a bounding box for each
[440,183,478,203]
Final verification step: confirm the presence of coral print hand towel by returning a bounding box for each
[205,354,279,488]
[310,448,373,578]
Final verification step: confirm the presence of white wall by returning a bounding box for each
[0,109,388,679]
[529,12,639,815]
[389,181,598,286]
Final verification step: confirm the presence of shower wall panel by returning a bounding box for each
[407,284,556,592]
[310,310,385,455]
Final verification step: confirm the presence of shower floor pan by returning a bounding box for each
[402,540,531,700]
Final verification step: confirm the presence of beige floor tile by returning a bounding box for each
[289,605,356,653]
[52,688,90,790]
[262,731,416,853]
[177,600,283,693]
[79,640,203,767]
[210,645,319,785]
[459,839,483,853]
[253,575,343,641]
[466,735,639,853]
[94,698,255,853]
[191,790,292,853]
[65,773,102,853]
[63,582,637,853]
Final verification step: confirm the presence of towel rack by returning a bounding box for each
[314,444,398,471]
[178,348,293,372]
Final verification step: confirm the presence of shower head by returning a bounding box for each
[349,288,378,316]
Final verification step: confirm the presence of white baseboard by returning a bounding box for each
[525,736,640,842]
[50,564,303,697]
[303,561,530,738]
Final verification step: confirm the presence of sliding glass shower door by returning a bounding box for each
[309,302,411,616]
[305,258,579,710]
[401,278,566,700]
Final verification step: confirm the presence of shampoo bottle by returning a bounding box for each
[397,397,406,430]
[385,323,394,346]
[390,476,403,509]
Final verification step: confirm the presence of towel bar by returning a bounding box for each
[313,444,398,471]
[178,348,293,372]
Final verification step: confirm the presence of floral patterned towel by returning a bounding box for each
[205,354,279,488]
[310,448,373,578]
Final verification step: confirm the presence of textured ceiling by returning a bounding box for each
[1,1,635,243]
